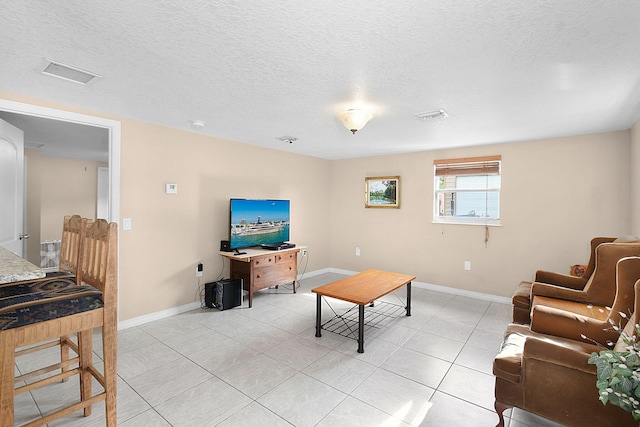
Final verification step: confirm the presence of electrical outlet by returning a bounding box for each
[301,249,308,257]
[355,246,361,256]
[464,261,471,271]
[196,263,203,277]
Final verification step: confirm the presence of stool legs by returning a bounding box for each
[0,329,16,427]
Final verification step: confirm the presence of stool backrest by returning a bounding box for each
[78,219,118,304]
[59,215,83,274]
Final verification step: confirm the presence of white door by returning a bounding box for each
[97,166,109,220]
[0,118,25,256]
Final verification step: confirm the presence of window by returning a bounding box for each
[433,155,501,225]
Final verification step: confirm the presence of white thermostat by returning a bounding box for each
[165,183,178,194]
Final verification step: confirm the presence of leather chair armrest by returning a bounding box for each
[530,304,619,347]
[523,335,598,375]
[531,282,588,302]
[534,270,587,289]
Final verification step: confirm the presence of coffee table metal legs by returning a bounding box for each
[358,304,365,353]
[315,282,413,353]
[315,293,322,337]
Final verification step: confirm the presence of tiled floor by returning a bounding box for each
[13,273,565,426]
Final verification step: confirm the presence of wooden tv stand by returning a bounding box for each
[219,246,304,308]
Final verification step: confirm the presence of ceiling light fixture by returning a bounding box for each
[415,109,448,120]
[337,109,373,134]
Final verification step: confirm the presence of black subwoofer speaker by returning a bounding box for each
[220,240,231,251]
[204,278,242,310]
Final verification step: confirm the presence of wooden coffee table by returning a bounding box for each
[312,269,415,353]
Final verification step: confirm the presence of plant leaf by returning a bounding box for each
[621,376,634,393]
[598,364,613,380]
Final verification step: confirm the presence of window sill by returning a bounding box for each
[433,219,502,227]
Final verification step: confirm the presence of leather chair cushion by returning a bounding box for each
[532,295,608,320]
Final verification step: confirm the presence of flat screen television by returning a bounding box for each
[229,199,290,250]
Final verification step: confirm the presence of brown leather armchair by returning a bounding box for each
[494,277,640,427]
[493,323,637,427]
[512,237,616,324]
[531,256,640,346]
[531,241,640,307]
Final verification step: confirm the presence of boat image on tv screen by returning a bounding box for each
[229,199,290,249]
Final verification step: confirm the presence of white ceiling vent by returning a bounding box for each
[24,142,45,150]
[41,59,103,85]
[277,135,298,144]
[415,109,448,121]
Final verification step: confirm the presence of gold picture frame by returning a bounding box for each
[365,176,400,208]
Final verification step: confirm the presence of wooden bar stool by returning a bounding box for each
[0,219,118,426]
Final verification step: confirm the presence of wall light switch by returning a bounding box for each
[123,218,132,230]
[166,183,178,194]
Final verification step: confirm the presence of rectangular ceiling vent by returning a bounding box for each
[415,109,448,121]
[41,59,103,85]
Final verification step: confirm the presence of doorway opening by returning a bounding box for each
[0,98,121,260]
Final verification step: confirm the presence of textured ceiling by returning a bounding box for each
[1,1,640,160]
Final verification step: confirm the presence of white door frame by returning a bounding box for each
[0,99,121,224]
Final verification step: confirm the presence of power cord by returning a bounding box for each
[297,249,309,286]
[196,276,209,309]
[196,256,228,309]
[280,249,309,291]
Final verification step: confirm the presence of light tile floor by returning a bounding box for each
[13,273,565,426]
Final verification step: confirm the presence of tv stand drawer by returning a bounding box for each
[252,255,275,268]
[253,253,296,289]
[228,249,299,307]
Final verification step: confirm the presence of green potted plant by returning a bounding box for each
[588,317,640,421]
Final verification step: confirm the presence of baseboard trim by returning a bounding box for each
[118,301,201,330]
[118,268,510,330]
[298,267,332,279]
[412,281,511,304]
[328,267,511,304]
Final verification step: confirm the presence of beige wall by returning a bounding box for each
[23,151,106,265]
[631,118,640,236]
[330,131,632,297]
[118,120,331,319]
